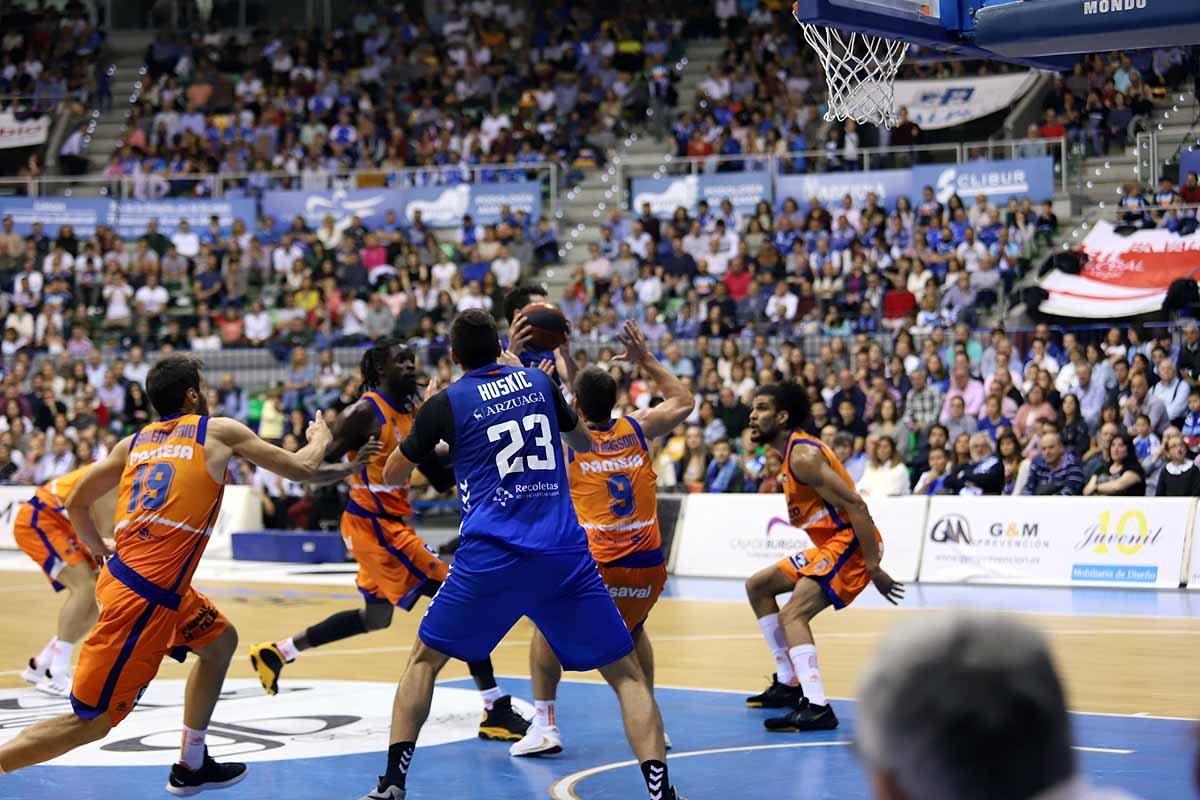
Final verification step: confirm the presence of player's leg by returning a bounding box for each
[468,656,529,741]
[509,627,564,757]
[250,593,395,696]
[744,562,806,708]
[12,503,76,685]
[763,577,837,732]
[361,640,451,800]
[358,536,523,799]
[0,710,111,772]
[167,593,247,795]
[35,561,99,696]
[531,553,684,800]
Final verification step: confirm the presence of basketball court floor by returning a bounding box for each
[0,552,1196,799]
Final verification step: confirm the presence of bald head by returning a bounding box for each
[857,612,1074,800]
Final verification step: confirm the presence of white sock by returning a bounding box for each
[758,614,797,685]
[481,686,503,710]
[276,637,299,662]
[532,699,556,728]
[34,637,57,670]
[179,725,206,771]
[49,639,74,679]
[789,644,827,706]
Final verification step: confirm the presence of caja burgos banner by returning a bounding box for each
[921,497,1191,588]
[670,494,924,582]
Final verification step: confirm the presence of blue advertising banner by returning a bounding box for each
[0,197,110,236]
[109,198,257,239]
[1181,149,1200,183]
[631,172,771,218]
[401,181,542,227]
[911,156,1055,206]
[775,168,913,209]
[263,188,405,230]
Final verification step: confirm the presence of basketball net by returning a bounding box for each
[797,22,909,128]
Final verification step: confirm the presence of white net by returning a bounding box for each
[799,24,909,127]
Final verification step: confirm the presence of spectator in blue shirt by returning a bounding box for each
[705,439,745,493]
[1023,432,1085,495]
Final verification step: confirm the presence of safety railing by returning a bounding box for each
[616,136,1069,209]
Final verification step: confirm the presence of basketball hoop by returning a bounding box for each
[796,21,909,127]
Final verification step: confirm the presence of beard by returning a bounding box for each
[750,424,775,444]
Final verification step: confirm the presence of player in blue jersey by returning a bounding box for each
[356,309,682,800]
[502,284,559,372]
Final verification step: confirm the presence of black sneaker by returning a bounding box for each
[165,749,248,796]
[745,674,805,708]
[763,699,839,732]
[478,695,531,741]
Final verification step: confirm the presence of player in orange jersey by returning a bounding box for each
[743,381,903,731]
[0,354,332,796]
[247,339,530,742]
[510,320,694,757]
[12,465,116,697]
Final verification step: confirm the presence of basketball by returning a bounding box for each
[520,302,569,351]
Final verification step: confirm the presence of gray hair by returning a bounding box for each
[968,432,994,453]
[856,612,1074,800]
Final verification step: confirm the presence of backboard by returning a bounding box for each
[792,0,1200,70]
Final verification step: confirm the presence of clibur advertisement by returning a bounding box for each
[920,497,1190,588]
[911,157,1055,206]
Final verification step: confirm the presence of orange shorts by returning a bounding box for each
[343,504,448,610]
[777,526,877,610]
[12,499,96,591]
[71,568,228,725]
[596,549,667,632]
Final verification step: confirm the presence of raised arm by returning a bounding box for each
[209,414,331,482]
[64,436,133,559]
[789,445,904,605]
[622,321,694,440]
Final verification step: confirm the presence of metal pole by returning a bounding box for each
[549,163,558,225]
[1060,137,1067,195]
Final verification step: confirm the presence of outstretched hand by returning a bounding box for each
[869,566,905,605]
[350,437,383,468]
[508,313,532,356]
[614,320,650,364]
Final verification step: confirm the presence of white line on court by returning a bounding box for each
[546,741,1135,799]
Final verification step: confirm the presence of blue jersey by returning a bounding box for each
[400,363,586,553]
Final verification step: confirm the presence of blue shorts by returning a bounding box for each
[418,536,634,672]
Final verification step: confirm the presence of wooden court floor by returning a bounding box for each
[1,570,1198,719]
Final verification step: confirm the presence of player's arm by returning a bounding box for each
[385,388,453,486]
[789,445,905,605]
[64,436,133,559]
[303,402,382,486]
[622,320,694,440]
[209,415,332,481]
[550,374,592,454]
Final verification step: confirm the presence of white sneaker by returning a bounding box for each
[509,725,563,757]
[35,672,72,698]
[665,730,673,750]
[20,659,46,686]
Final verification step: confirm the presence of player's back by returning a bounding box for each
[567,416,660,564]
[783,431,859,545]
[348,389,413,518]
[111,414,223,592]
[444,364,586,553]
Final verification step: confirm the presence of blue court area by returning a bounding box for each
[1,676,1193,799]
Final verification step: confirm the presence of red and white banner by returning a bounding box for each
[0,112,49,150]
[1038,220,1200,318]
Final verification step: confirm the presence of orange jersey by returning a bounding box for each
[348,390,415,519]
[567,416,660,564]
[782,432,862,546]
[111,414,223,593]
[34,464,91,512]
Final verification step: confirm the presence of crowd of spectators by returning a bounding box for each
[598,320,1200,500]
[98,1,688,196]
[0,2,106,117]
